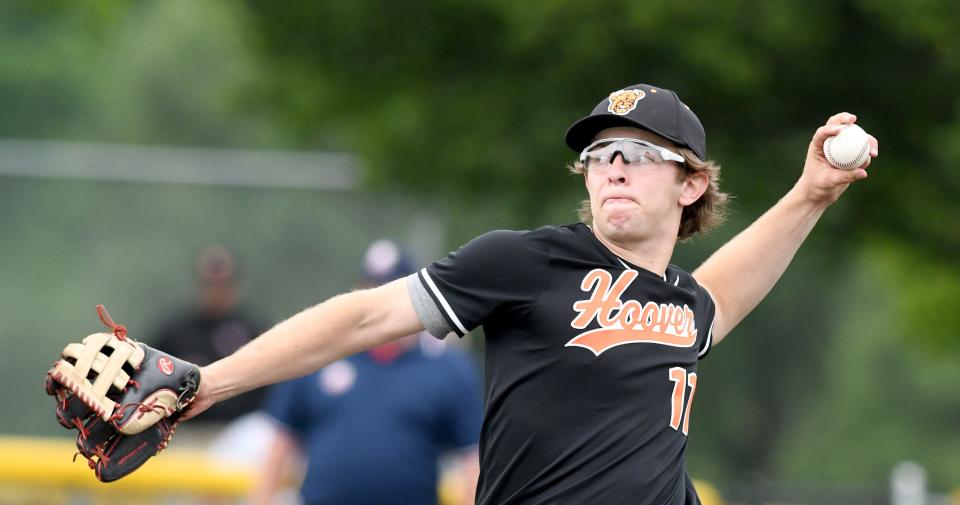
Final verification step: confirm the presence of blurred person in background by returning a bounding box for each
[151,243,265,424]
[252,239,483,505]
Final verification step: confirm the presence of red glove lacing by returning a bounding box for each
[96,304,127,340]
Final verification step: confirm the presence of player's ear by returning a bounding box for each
[679,170,708,206]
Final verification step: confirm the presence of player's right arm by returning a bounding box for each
[692,113,877,346]
[186,278,422,419]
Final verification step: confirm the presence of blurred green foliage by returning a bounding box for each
[1,0,958,493]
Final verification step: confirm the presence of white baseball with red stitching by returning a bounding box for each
[824,124,870,170]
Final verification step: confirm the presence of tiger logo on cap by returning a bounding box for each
[607,89,645,115]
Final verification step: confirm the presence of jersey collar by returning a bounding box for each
[576,223,679,285]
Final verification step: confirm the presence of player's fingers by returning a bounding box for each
[849,167,868,181]
[868,134,879,158]
[848,135,879,170]
[828,166,868,184]
[810,124,847,150]
[825,112,856,126]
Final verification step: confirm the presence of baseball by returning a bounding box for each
[823,124,871,170]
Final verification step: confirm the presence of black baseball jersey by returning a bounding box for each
[410,223,715,505]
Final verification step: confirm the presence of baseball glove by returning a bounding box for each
[45,305,201,482]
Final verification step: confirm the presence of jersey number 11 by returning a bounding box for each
[668,367,698,436]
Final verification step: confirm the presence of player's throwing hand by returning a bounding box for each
[798,112,879,205]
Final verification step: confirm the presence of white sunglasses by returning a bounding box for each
[579,138,685,166]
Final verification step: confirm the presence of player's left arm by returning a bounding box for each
[693,113,878,346]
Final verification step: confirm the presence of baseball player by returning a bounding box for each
[50,82,877,502]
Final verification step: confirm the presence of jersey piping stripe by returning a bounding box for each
[697,282,718,357]
[419,268,469,336]
[615,257,670,283]
[698,322,713,358]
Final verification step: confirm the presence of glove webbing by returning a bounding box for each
[49,306,145,420]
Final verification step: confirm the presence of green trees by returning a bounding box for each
[2,0,958,491]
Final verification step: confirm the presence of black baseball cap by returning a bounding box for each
[564,83,707,160]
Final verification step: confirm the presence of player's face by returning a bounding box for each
[583,127,690,245]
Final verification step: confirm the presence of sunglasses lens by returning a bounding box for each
[584,140,665,166]
[621,143,664,163]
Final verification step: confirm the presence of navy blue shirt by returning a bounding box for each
[265,337,483,505]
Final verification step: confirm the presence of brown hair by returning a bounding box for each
[567,148,730,240]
